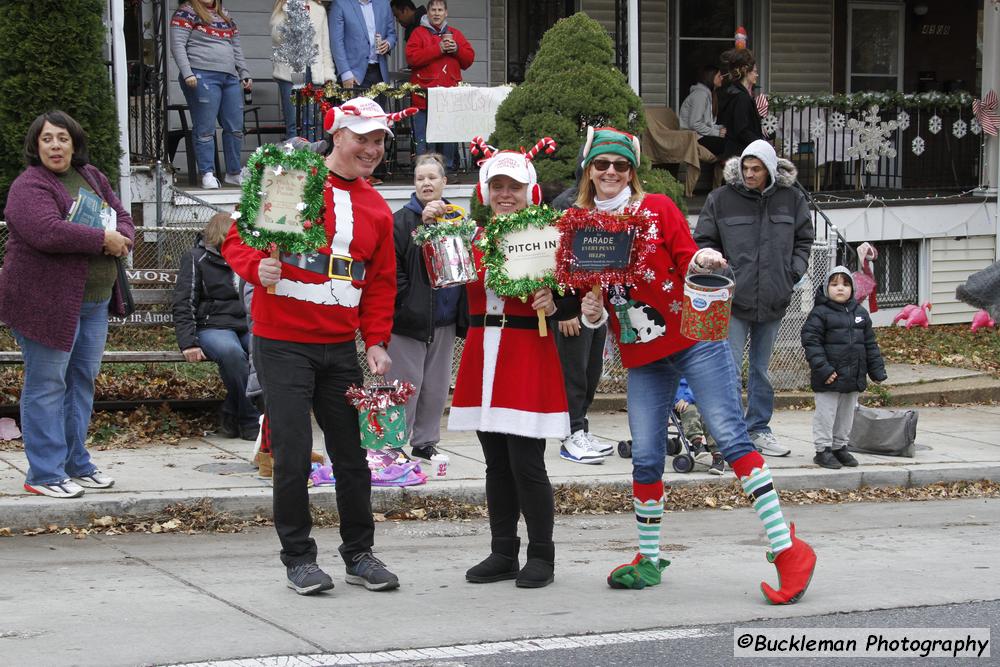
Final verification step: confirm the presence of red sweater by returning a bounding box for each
[405,24,474,110]
[601,194,700,369]
[222,174,395,347]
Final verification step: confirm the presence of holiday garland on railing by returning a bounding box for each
[233,144,328,254]
[477,205,562,298]
[297,81,424,113]
[768,91,975,112]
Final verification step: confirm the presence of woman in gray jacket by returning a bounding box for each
[679,65,727,158]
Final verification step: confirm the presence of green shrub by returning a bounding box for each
[0,1,121,210]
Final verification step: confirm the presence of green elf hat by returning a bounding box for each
[581,126,641,168]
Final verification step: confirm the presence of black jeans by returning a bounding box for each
[553,323,607,433]
[698,135,726,158]
[254,336,374,567]
[477,431,554,545]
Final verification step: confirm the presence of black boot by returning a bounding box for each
[832,447,859,467]
[516,542,554,589]
[813,447,842,470]
[466,537,520,583]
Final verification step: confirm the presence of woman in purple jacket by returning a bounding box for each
[0,111,134,499]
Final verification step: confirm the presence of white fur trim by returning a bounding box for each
[581,126,595,168]
[581,308,609,329]
[448,406,570,440]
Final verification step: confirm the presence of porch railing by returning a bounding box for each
[126,0,169,164]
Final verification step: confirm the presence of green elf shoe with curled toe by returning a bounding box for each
[607,553,670,590]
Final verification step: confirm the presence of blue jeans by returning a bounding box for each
[14,300,109,485]
[626,341,755,485]
[179,69,244,176]
[412,109,458,170]
[198,328,259,427]
[727,316,782,435]
[276,79,297,140]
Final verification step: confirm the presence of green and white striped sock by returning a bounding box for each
[740,464,793,554]
[635,496,664,564]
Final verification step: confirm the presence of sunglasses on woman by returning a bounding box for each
[591,158,632,173]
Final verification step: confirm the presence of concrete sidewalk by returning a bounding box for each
[2,363,999,530]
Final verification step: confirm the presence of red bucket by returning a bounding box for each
[680,269,735,341]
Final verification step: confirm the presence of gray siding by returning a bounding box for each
[580,0,615,35]
[930,236,996,324]
[490,0,505,84]
[768,0,833,94]
[640,0,669,105]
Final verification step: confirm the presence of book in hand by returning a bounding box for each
[68,188,116,232]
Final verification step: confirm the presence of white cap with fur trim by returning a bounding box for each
[323,97,418,138]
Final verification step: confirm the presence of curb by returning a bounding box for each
[3,462,999,532]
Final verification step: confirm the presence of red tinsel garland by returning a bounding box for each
[555,208,659,290]
[345,380,417,438]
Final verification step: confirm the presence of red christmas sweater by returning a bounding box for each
[600,194,700,369]
[222,173,395,347]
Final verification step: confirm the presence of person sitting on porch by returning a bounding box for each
[679,64,728,158]
[171,0,252,190]
[271,0,336,141]
[391,0,427,43]
[716,48,764,159]
[405,0,475,171]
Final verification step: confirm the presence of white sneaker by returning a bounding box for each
[24,479,85,499]
[750,431,791,457]
[201,172,220,189]
[559,431,605,465]
[583,431,614,457]
[72,469,115,489]
[224,172,244,187]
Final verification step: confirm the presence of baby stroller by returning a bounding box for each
[617,409,701,473]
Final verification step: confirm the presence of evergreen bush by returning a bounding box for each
[0,0,121,210]
[472,12,683,221]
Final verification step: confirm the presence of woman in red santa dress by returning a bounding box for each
[448,141,574,590]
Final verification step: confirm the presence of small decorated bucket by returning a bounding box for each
[680,266,735,341]
[413,205,478,289]
[346,380,416,450]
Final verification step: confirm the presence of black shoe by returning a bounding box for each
[345,552,400,591]
[239,422,260,441]
[833,447,859,467]
[218,415,239,439]
[813,448,842,470]
[708,451,726,476]
[286,562,334,595]
[516,542,554,589]
[466,537,520,583]
[411,444,439,460]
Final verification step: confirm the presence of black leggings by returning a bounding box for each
[477,431,555,545]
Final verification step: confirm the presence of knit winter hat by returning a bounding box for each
[581,127,640,168]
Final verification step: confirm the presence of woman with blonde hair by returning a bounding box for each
[171,0,251,189]
[172,212,259,440]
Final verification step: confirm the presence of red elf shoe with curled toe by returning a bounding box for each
[761,523,816,605]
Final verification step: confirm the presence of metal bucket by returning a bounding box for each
[679,270,735,341]
[422,234,478,288]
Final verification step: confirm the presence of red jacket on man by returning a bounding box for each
[405,23,474,110]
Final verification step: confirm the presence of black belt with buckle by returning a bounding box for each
[279,252,366,282]
[470,314,539,330]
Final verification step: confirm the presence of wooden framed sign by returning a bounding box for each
[555,208,656,290]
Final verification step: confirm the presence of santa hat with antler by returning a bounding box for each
[469,136,557,206]
[323,97,418,138]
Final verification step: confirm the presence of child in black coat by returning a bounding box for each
[801,266,888,469]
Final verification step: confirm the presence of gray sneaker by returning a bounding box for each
[751,431,791,457]
[286,562,334,595]
[345,552,400,591]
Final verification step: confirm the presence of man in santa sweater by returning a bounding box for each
[222,97,399,596]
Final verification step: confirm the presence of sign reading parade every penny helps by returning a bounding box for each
[569,229,635,272]
[254,169,309,234]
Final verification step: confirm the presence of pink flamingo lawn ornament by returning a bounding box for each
[893,302,932,327]
[971,310,996,332]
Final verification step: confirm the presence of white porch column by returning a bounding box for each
[628,0,640,94]
[982,1,999,195]
[110,0,132,209]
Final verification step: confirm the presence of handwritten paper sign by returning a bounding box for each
[426,86,513,143]
[569,229,635,272]
[501,226,561,281]
[255,169,308,234]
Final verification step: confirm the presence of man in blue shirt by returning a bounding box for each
[329,0,397,90]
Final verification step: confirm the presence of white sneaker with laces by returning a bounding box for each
[559,431,605,465]
[72,469,115,489]
[224,172,244,187]
[201,172,220,189]
[751,431,791,457]
[583,431,613,457]
[24,479,85,499]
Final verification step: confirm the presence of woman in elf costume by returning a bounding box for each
[448,140,573,589]
[577,127,817,604]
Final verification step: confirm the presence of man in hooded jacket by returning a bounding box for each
[694,139,814,457]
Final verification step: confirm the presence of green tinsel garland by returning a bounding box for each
[320,81,424,103]
[769,91,975,113]
[412,219,478,246]
[477,205,562,298]
[235,144,329,254]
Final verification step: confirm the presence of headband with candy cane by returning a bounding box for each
[469,135,497,165]
[474,136,559,205]
[523,137,557,161]
[324,103,418,134]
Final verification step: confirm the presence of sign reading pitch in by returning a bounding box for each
[501,226,561,281]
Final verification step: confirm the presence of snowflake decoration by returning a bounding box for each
[273,165,285,176]
[912,136,926,156]
[971,118,982,135]
[662,280,674,292]
[809,118,826,140]
[282,142,296,154]
[761,113,779,135]
[295,201,307,211]
[845,106,899,173]
[952,119,968,138]
[829,111,846,131]
[642,269,656,282]
[230,210,242,221]
[896,111,910,131]
[928,115,942,134]
[669,300,683,314]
